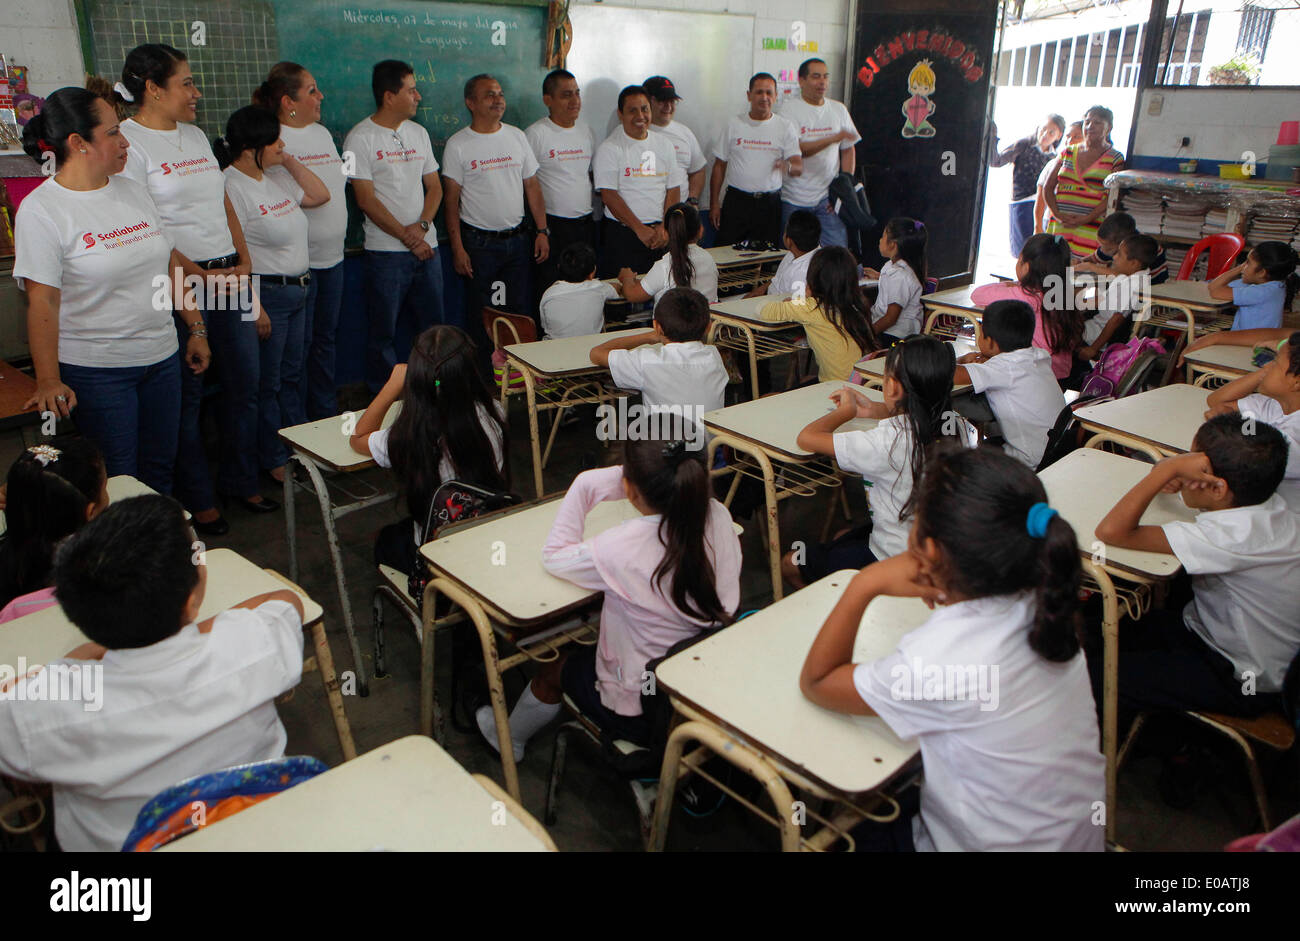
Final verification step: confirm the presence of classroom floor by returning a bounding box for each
[3,367,1296,852]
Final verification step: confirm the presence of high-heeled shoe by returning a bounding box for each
[191,514,230,536]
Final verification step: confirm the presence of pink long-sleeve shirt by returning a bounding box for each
[542,465,743,716]
[970,282,1072,379]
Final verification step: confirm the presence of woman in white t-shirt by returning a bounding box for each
[114,43,254,531]
[253,62,348,421]
[619,203,718,306]
[14,88,206,493]
[215,106,329,502]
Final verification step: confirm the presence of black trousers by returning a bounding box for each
[460,225,533,363]
[536,213,598,300]
[717,187,782,247]
[599,220,664,278]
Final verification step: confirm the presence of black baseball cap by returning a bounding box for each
[643,76,682,101]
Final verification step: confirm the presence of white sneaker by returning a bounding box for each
[475,705,525,762]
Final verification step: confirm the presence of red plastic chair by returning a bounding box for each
[1177,233,1245,280]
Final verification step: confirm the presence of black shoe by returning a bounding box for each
[225,495,279,514]
[191,514,230,536]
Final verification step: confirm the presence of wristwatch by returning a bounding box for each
[418,220,430,231]
[687,196,700,206]
[538,227,551,236]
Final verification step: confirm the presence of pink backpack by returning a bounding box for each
[1078,337,1166,401]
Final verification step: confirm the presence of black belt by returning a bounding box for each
[256,273,311,287]
[196,253,239,270]
[462,222,527,240]
[727,187,781,200]
[548,213,593,224]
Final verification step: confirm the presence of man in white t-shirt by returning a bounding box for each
[443,73,549,347]
[343,60,444,391]
[778,58,861,249]
[710,73,802,248]
[643,76,707,208]
[592,85,685,278]
[526,69,599,296]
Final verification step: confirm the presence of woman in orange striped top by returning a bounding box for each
[1044,106,1125,259]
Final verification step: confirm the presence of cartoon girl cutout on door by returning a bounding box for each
[902,59,936,138]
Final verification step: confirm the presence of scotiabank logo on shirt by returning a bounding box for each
[800,124,833,137]
[159,157,214,176]
[468,155,517,171]
[737,137,775,148]
[547,148,587,161]
[258,197,294,216]
[376,146,418,162]
[79,220,162,251]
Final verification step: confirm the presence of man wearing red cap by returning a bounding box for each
[643,76,707,208]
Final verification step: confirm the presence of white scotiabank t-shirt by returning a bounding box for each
[872,259,924,337]
[271,123,347,268]
[441,124,539,232]
[853,592,1105,852]
[525,117,597,219]
[963,346,1066,468]
[593,128,685,224]
[607,340,727,417]
[540,279,618,339]
[343,117,439,252]
[223,167,310,276]
[639,244,719,303]
[1237,393,1300,510]
[119,118,235,262]
[768,248,817,295]
[13,176,177,368]
[715,113,801,194]
[778,97,860,207]
[650,121,706,180]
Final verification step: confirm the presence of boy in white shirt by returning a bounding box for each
[0,496,304,851]
[1077,233,1158,362]
[1094,415,1300,726]
[954,299,1067,469]
[589,287,728,438]
[539,242,618,339]
[747,209,820,298]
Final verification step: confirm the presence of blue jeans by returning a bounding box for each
[782,198,848,249]
[365,249,445,392]
[301,260,345,420]
[1009,198,1035,257]
[258,281,308,471]
[61,353,182,494]
[206,303,261,498]
[172,311,218,514]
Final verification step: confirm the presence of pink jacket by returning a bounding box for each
[542,465,742,716]
[970,282,1072,379]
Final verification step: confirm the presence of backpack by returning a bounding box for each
[1078,336,1166,401]
[405,480,521,610]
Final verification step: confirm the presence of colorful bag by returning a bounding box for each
[1078,336,1166,400]
[406,480,520,611]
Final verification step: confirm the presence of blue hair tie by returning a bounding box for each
[1026,502,1057,539]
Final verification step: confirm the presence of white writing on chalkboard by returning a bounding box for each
[339,7,522,32]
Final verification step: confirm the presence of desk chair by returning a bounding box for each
[484,306,539,406]
[1117,652,1299,831]
[1177,233,1245,281]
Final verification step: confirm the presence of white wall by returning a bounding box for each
[1,0,85,96]
[1133,88,1300,162]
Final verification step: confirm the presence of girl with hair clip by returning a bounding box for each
[800,445,1104,852]
[862,217,928,342]
[349,325,508,573]
[115,42,253,534]
[782,335,976,588]
[760,245,879,381]
[1207,240,1299,331]
[215,105,329,500]
[476,436,742,759]
[0,438,108,619]
[972,232,1081,383]
[619,202,719,304]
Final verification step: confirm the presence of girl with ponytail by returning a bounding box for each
[618,202,719,304]
[800,444,1104,851]
[782,334,975,588]
[476,435,742,758]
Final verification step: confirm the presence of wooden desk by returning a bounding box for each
[1184,344,1257,385]
[279,408,401,697]
[0,547,354,761]
[854,339,976,392]
[1074,383,1210,456]
[0,359,38,432]
[651,575,926,851]
[1038,448,1195,845]
[161,736,554,852]
[707,293,805,400]
[921,286,983,339]
[418,495,642,800]
[704,381,884,600]
[504,329,643,498]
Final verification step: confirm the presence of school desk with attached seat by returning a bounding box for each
[159,735,554,851]
[854,338,976,392]
[1145,279,1236,336]
[1038,447,1196,847]
[1074,383,1210,457]
[920,285,983,340]
[1183,344,1257,386]
[503,329,644,499]
[0,547,356,762]
[707,293,806,400]
[704,381,884,601]
[279,409,401,698]
[707,244,788,295]
[651,576,926,852]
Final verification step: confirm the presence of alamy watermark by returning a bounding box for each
[889,656,999,711]
[595,397,707,451]
[151,273,260,318]
[0,659,103,712]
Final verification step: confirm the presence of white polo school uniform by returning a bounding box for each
[963,346,1066,468]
